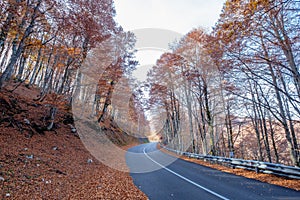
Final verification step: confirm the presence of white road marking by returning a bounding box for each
[143,147,230,200]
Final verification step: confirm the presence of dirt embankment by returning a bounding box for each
[0,83,147,199]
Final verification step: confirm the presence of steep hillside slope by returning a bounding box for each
[0,82,147,199]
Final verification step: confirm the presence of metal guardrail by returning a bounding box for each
[162,145,300,179]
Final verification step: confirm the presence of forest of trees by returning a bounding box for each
[1,0,299,167]
[0,0,148,133]
[147,0,300,166]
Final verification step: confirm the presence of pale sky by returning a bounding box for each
[114,0,226,81]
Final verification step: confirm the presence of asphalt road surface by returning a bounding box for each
[126,142,300,200]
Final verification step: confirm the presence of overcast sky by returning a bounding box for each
[114,0,226,81]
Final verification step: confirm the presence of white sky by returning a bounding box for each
[114,0,226,81]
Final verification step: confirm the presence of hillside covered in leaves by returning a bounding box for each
[0,82,147,199]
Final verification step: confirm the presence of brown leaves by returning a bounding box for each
[0,83,147,199]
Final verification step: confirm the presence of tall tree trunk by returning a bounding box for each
[29,47,43,85]
[284,99,299,165]
[255,84,272,162]
[269,65,298,166]
[0,0,21,55]
[181,64,195,153]
[249,82,263,161]
[203,81,215,155]
[260,32,299,166]
[273,15,300,98]
[0,42,12,71]
[0,0,42,88]
[98,80,114,123]
[268,112,279,163]
[16,54,27,80]
[226,103,234,157]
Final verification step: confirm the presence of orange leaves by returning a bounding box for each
[67,47,81,57]
[224,0,242,13]
[25,38,43,48]
[249,0,259,11]
[157,52,184,69]
[186,28,206,43]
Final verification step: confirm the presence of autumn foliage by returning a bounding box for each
[147,0,300,167]
[0,0,142,134]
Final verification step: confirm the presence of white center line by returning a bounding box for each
[143,147,230,200]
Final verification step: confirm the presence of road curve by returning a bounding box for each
[126,142,300,200]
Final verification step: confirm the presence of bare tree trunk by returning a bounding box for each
[98,80,114,123]
[0,0,21,55]
[260,31,299,166]
[273,15,300,98]
[249,82,263,161]
[185,80,195,153]
[16,53,28,80]
[255,84,272,162]
[0,0,42,88]
[269,65,298,166]
[0,42,12,71]
[47,107,57,131]
[226,103,234,157]
[268,112,279,163]
[203,81,215,155]
[284,99,300,165]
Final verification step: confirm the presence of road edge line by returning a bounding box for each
[143,147,230,200]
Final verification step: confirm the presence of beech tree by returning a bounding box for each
[212,0,300,166]
[147,53,183,148]
[0,0,142,135]
[146,0,299,166]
